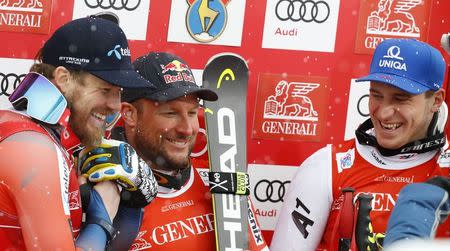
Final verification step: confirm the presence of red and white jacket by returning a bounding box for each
[0,110,82,250]
[271,138,450,251]
[130,164,269,251]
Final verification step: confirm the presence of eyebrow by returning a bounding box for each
[369,88,412,98]
[393,92,412,98]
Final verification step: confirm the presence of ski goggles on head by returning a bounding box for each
[9,72,67,125]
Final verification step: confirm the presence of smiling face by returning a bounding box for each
[368,82,440,149]
[66,73,122,147]
[132,94,200,171]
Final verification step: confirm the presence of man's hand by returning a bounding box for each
[93,180,121,222]
[78,139,158,208]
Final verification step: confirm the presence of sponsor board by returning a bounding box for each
[344,79,370,140]
[252,73,329,142]
[248,164,297,230]
[355,0,431,54]
[262,0,340,52]
[167,0,246,46]
[73,0,151,40]
[0,0,52,34]
[0,57,34,109]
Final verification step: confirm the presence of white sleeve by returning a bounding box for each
[270,145,333,251]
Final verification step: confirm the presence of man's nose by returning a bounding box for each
[176,115,195,136]
[376,102,397,120]
[106,91,122,113]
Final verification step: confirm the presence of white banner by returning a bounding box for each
[73,0,151,41]
[248,164,298,231]
[0,58,34,109]
[262,0,340,52]
[344,79,370,140]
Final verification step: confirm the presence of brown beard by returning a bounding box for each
[134,129,193,172]
[67,91,105,147]
[69,108,104,147]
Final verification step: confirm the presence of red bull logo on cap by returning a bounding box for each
[160,60,195,84]
[161,60,190,73]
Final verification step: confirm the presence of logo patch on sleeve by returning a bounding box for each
[336,148,355,173]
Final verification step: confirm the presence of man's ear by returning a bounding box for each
[52,66,72,95]
[121,102,138,127]
[432,89,446,112]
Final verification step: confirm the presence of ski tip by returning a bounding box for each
[205,52,249,68]
[204,108,214,114]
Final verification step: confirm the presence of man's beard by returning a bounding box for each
[67,96,106,147]
[135,131,193,172]
[69,109,105,147]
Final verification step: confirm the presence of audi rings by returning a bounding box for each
[357,94,370,117]
[254,179,290,203]
[84,0,141,11]
[275,0,330,23]
[0,73,25,97]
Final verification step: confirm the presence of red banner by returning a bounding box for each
[0,0,52,34]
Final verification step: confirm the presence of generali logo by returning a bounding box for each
[130,213,215,250]
[331,191,399,212]
[252,73,329,142]
[0,0,52,34]
[355,0,431,54]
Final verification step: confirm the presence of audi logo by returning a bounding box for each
[0,73,25,97]
[84,0,141,11]
[275,0,330,23]
[357,94,370,117]
[254,179,290,203]
[190,128,207,158]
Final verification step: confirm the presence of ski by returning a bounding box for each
[203,53,249,251]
